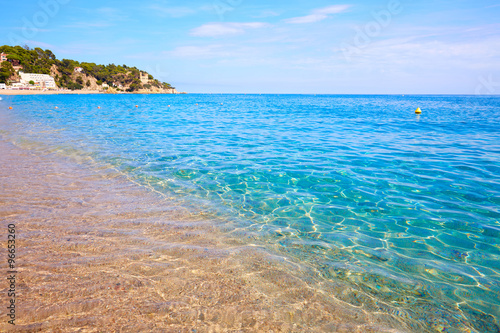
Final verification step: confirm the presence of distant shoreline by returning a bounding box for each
[0,90,103,95]
[0,90,184,96]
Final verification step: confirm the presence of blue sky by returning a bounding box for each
[1,0,500,94]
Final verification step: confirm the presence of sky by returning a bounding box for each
[1,0,500,94]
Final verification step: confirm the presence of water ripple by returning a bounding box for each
[1,93,500,331]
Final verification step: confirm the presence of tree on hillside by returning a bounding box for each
[6,54,21,62]
[45,49,56,60]
[163,82,174,90]
[0,61,15,83]
[67,81,83,90]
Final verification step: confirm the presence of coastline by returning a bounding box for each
[0,139,408,332]
[0,89,184,96]
[0,90,104,95]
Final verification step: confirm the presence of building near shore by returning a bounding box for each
[0,53,22,70]
[19,72,57,89]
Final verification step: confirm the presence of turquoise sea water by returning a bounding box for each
[1,94,499,332]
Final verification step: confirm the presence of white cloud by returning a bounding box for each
[148,5,196,18]
[23,41,57,50]
[285,14,327,24]
[168,44,251,59]
[314,5,351,15]
[96,7,121,16]
[64,7,127,29]
[252,10,281,18]
[190,22,269,37]
[63,21,114,28]
[169,45,224,57]
[334,35,500,72]
[285,5,350,24]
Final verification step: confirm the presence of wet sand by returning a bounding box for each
[0,140,408,332]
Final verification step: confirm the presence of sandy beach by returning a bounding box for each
[0,89,183,96]
[0,139,406,332]
[0,90,104,96]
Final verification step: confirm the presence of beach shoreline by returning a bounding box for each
[0,90,184,96]
[0,139,405,332]
[0,89,104,95]
[1,93,496,332]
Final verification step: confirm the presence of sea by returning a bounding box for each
[0,94,499,332]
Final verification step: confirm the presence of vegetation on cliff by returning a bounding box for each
[0,45,174,92]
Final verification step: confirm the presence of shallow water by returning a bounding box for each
[0,94,499,332]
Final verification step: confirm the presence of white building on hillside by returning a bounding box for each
[19,72,57,89]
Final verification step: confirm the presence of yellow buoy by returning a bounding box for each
[9,106,13,109]
[415,107,422,114]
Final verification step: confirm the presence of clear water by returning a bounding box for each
[1,94,499,332]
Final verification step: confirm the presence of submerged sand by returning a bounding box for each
[0,140,409,332]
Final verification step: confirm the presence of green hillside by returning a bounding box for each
[0,45,174,92]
